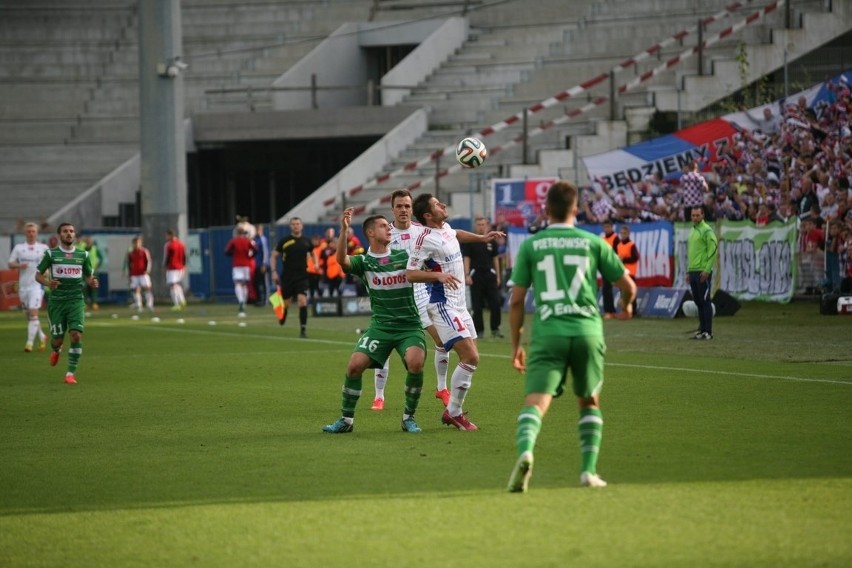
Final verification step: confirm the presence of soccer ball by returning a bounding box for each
[455,137,487,168]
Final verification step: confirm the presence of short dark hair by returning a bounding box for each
[57,222,74,234]
[412,193,434,224]
[545,181,577,221]
[362,215,386,234]
[390,189,412,207]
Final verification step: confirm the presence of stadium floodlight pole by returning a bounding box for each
[138,0,188,300]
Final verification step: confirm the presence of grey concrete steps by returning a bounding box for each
[0,120,75,145]
[0,143,137,163]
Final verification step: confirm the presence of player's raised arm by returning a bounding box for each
[337,208,354,271]
[456,228,506,243]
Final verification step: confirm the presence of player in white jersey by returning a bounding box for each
[407,193,504,431]
[371,189,506,413]
[371,190,447,410]
[7,222,50,352]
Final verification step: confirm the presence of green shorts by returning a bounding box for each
[47,299,86,338]
[353,326,426,370]
[524,334,606,399]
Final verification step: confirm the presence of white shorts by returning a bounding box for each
[130,274,152,290]
[232,266,250,282]
[18,285,44,310]
[415,293,432,329]
[166,269,185,285]
[427,302,477,350]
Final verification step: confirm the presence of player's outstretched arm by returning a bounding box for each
[456,229,506,243]
[406,270,460,289]
[337,208,354,271]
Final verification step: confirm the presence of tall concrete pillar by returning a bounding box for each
[138,0,187,299]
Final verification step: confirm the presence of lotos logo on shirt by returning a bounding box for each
[53,265,83,278]
[371,273,408,287]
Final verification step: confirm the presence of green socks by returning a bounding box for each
[67,342,82,373]
[579,408,604,474]
[403,371,424,417]
[515,406,542,456]
[340,375,363,419]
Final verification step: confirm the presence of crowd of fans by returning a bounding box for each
[566,76,852,294]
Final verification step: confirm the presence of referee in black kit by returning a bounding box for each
[462,216,504,338]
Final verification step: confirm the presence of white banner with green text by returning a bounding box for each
[717,220,797,303]
[674,221,798,303]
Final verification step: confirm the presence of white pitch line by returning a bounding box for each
[103,322,852,386]
[605,362,851,386]
[477,352,850,385]
[106,321,348,346]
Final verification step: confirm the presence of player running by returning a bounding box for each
[7,222,49,352]
[35,223,99,384]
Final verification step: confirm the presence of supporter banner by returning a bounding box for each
[674,220,797,302]
[582,70,852,190]
[717,220,797,302]
[506,221,674,287]
[673,223,692,289]
[584,118,738,190]
[491,177,558,228]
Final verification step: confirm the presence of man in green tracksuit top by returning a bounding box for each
[687,206,718,340]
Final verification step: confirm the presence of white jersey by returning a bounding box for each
[390,222,430,306]
[8,241,49,288]
[407,221,466,310]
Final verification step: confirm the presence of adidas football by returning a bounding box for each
[455,137,487,168]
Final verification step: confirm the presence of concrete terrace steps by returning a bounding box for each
[0,0,381,230]
[318,0,802,222]
[402,18,580,128]
[320,115,598,222]
[0,143,137,163]
[0,182,106,230]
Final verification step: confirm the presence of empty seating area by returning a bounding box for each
[1,0,848,231]
[0,0,377,232]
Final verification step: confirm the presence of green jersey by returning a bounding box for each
[37,245,93,302]
[687,220,718,272]
[511,223,626,338]
[348,249,420,331]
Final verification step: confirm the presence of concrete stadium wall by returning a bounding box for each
[282,106,429,224]
[380,17,468,107]
[271,19,451,111]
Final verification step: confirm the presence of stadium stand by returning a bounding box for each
[0,0,849,232]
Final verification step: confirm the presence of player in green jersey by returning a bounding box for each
[323,208,460,434]
[506,181,637,492]
[35,222,99,385]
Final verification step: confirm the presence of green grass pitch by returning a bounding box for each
[1,300,850,567]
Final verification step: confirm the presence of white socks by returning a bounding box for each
[447,362,476,416]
